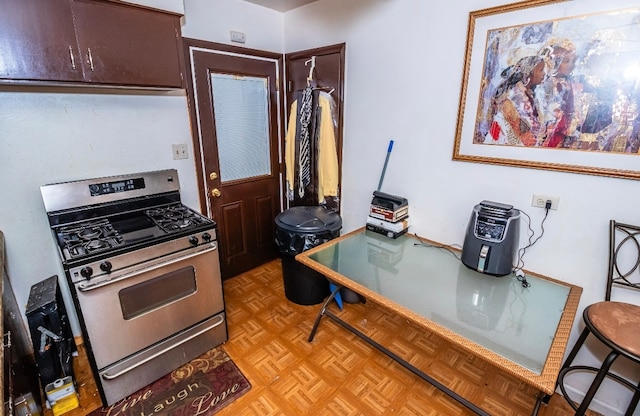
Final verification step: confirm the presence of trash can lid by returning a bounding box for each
[275,206,342,233]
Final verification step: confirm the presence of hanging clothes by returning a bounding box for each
[297,86,314,197]
[285,89,339,206]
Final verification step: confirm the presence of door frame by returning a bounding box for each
[182,38,287,217]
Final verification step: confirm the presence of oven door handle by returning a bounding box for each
[77,243,217,292]
[101,313,225,380]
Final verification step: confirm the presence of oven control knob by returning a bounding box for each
[100,261,113,273]
[202,232,211,242]
[80,266,93,278]
[189,236,199,246]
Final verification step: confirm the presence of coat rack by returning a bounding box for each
[305,56,316,86]
[305,56,334,94]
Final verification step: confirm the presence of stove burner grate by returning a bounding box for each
[58,219,124,260]
[78,228,102,240]
[145,205,209,233]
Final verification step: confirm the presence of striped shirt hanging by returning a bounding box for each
[298,86,313,197]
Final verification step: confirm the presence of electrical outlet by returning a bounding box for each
[531,194,560,210]
[172,144,188,160]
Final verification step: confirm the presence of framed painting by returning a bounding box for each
[453,0,640,179]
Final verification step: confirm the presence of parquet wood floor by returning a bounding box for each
[47,259,598,415]
[216,259,598,416]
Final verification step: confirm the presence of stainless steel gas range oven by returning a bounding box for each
[40,169,227,406]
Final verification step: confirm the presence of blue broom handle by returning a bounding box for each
[377,139,394,191]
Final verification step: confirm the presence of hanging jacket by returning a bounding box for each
[285,91,339,204]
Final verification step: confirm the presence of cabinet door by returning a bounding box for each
[0,0,84,82]
[70,0,183,88]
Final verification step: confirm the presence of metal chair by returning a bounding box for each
[557,220,640,415]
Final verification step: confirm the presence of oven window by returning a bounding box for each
[119,267,197,320]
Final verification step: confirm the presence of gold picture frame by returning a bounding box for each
[453,0,640,180]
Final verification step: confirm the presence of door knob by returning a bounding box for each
[209,172,218,180]
[210,188,221,198]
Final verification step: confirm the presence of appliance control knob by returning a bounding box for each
[202,232,211,242]
[189,236,199,246]
[80,266,93,278]
[100,261,113,273]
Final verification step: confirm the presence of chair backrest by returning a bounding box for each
[606,220,640,301]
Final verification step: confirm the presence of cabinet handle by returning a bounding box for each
[68,46,76,70]
[87,48,95,71]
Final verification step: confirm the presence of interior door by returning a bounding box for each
[185,40,283,279]
[285,44,346,211]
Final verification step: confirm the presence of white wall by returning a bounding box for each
[284,0,640,414]
[181,0,284,52]
[0,88,196,334]
[120,0,185,14]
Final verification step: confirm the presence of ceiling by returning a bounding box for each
[242,0,318,12]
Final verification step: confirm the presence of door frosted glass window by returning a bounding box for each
[211,73,271,182]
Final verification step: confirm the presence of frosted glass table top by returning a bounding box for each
[297,228,582,393]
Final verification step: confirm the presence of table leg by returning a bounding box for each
[308,284,342,342]
[309,304,491,416]
[532,393,545,416]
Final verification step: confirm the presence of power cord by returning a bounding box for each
[513,200,551,286]
[516,273,531,288]
[413,234,462,260]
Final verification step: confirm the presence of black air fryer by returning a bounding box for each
[461,200,520,277]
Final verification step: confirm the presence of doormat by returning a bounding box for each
[88,347,251,416]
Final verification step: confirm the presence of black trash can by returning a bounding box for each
[275,206,342,305]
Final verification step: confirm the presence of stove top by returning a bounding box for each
[42,170,216,267]
[55,204,214,262]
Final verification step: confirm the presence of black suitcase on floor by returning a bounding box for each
[25,275,77,388]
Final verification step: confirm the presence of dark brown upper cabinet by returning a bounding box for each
[0,0,83,82]
[0,0,184,89]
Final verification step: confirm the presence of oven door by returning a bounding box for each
[99,312,227,406]
[73,242,224,370]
